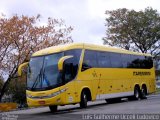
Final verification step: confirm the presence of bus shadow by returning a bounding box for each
[32,99,128,116]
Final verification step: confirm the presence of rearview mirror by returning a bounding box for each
[58,55,73,71]
[18,62,29,76]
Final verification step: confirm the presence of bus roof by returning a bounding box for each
[32,43,151,57]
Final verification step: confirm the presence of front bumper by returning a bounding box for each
[26,87,67,107]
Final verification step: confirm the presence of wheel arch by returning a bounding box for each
[80,87,92,101]
[134,84,140,90]
[141,83,148,94]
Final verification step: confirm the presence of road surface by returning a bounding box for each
[1,94,160,120]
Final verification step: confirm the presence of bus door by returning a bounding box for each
[63,63,76,104]
[80,50,99,100]
[63,49,82,104]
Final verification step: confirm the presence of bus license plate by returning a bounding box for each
[39,101,45,105]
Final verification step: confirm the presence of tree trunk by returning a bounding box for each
[0,77,11,102]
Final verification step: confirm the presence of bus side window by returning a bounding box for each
[97,51,111,68]
[110,53,123,68]
[144,56,153,69]
[121,54,131,68]
[82,50,98,71]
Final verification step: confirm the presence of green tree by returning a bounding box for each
[155,56,160,80]
[103,7,160,56]
[6,75,27,106]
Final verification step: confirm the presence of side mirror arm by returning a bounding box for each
[18,62,29,76]
[58,55,73,71]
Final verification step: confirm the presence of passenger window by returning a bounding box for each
[82,50,98,71]
[121,54,131,68]
[110,53,123,68]
[144,56,153,69]
[127,55,153,69]
[97,51,111,68]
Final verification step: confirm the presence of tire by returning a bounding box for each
[49,105,58,112]
[133,86,140,100]
[128,86,140,100]
[80,91,88,108]
[140,86,147,99]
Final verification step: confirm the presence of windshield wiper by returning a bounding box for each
[31,67,51,90]
[31,67,43,90]
[42,68,51,87]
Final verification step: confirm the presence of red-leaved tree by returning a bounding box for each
[0,14,73,101]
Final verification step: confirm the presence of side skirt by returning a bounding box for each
[96,91,134,100]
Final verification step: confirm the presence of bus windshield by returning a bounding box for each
[27,52,63,91]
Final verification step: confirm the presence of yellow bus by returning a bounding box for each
[18,43,156,112]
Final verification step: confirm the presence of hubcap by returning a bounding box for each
[84,94,87,101]
[135,90,139,98]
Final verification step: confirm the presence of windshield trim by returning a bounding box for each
[27,52,64,91]
[27,49,82,91]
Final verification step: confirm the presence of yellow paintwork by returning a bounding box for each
[32,43,151,57]
[58,55,73,71]
[27,86,66,106]
[32,43,83,57]
[18,62,29,76]
[25,43,156,107]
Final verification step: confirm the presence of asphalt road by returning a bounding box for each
[2,94,160,120]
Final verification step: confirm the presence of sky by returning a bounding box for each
[0,0,160,45]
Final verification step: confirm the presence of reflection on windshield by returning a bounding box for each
[27,52,63,91]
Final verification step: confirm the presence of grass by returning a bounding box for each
[156,88,160,94]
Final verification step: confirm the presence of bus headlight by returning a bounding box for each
[27,88,67,99]
[48,91,61,98]
[27,94,33,98]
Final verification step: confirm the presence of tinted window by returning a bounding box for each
[97,51,111,67]
[127,55,153,69]
[144,56,153,69]
[82,50,98,71]
[128,55,142,68]
[64,49,82,82]
[110,53,123,68]
[82,50,153,69]
[121,54,131,68]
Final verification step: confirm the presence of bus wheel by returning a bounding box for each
[128,86,140,101]
[49,105,58,112]
[133,86,140,100]
[140,86,147,99]
[80,91,88,108]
